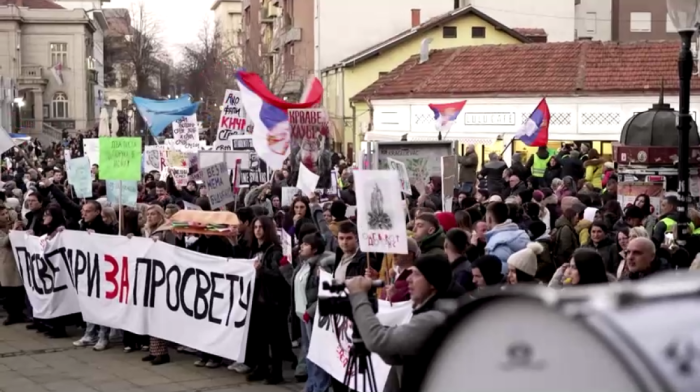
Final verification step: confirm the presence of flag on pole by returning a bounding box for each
[51,62,64,86]
[429,100,466,132]
[515,98,550,147]
[235,70,323,171]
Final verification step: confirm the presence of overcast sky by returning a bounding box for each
[103,0,212,60]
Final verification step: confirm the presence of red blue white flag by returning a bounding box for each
[429,100,466,132]
[235,71,323,170]
[515,98,550,147]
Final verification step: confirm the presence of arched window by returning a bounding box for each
[52,92,68,118]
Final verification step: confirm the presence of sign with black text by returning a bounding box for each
[214,90,253,151]
[11,231,255,362]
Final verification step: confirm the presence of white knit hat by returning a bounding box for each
[507,242,544,277]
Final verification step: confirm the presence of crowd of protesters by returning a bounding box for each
[0,135,698,392]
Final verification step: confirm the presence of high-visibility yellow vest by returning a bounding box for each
[532,155,551,177]
[660,217,695,233]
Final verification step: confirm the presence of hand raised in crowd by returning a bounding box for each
[253,260,262,270]
[470,231,480,246]
[12,221,23,231]
[345,276,372,294]
[364,267,379,280]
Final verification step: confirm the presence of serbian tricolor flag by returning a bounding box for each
[236,70,323,170]
[429,100,466,132]
[515,98,550,147]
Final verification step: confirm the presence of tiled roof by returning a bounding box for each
[513,28,547,37]
[0,0,64,9]
[351,40,700,101]
[331,6,530,69]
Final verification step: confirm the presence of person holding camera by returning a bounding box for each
[344,255,462,392]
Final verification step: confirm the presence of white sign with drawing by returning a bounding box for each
[354,170,407,254]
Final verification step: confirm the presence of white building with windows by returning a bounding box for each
[0,1,97,140]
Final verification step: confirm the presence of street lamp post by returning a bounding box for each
[668,0,700,244]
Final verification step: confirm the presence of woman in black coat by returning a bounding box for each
[544,156,562,188]
[245,216,295,384]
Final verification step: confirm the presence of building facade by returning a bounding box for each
[0,1,97,139]
[611,0,680,41]
[353,40,699,166]
[54,0,109,123]
[211,0,243,57]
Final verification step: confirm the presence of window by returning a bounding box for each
[109,99,117,108]
[443,26,457,38]
[121,99,129,110]
[630,12,652,32]
[50,43,67,66]
[585,12,597,33]
[52,92,69,119]
[471,26,486,38]
[667,13,677,33]
[120,77,129,88]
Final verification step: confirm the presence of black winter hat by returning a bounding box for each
[330,200,347,221]
[413,255,453,294]
[472,255,505,286]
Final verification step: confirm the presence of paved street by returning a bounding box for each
[0,322,304,392]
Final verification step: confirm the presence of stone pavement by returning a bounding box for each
[0,323,305,392]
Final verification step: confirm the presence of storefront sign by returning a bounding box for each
[464,112,516,126]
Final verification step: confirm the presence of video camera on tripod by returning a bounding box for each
[317,279,385,392]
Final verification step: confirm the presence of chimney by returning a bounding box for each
[411,9,420,28]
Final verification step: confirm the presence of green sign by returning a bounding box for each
[98,137,142,180]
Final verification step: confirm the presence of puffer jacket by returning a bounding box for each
[485,220,530,273]
[281,250,334,318]
[584,158,605,188]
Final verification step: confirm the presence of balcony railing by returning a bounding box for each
[18,65,48,85]
[20,119,35,130]
[45,119,75,131]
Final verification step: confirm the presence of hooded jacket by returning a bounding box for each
[584,158,605,188]
[418,228,447,257]
[485,220,530,271]
[575,219,592,246]
[553,215,579,266]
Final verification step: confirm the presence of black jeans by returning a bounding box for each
[3,286,25,320]
[124,332,148,349]
[249,302,293,377]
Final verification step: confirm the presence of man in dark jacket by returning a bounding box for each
[457,145,478,194]
[504,175,528,199]
[333,221,381,283]
[79,201,114,234]
[623,237,669,280]
[413,214,446,257]
[345,255,462,392]
[444,228,475,291]
[510,153,530,182]
[479,152,507,196]
[559,150,585,182]
[21,192,48,236]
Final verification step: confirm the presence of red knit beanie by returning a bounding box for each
[434,212,457,232]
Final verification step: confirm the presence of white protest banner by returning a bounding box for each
[67,157,93,198]
[214,90,252,151]
[11,230,255,362]
[10,232,82,318]
[354,170,407,254]
[201,162,235,210]
[441,156,457,212]
[307,271,413,392]
[172,115,199,151]
[144,146,161,173]
[281,187,300,207]
[387,158,412,195]
[83,138,99,167]
[199,151,250,173]
[296,163,319,196]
